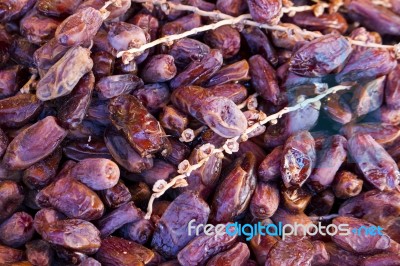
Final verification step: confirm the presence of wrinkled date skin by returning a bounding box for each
[289,34,352,77]
[25,240,54,266]
[0,128,8,158]
[40,219,101,254]
[0,181,24,222]
[57,71,94,129]
[99,181,132,209]
[96,74,143,100]
[109,94,169,158]
[36,0,82,17]
[33,38,69,77]
[351,76,385,118]
[206,242,250,266]
[0,244,25,264]
[281,131,316,188]
[36,46,93,101]
[3,116,67,170]
[203,25,241,59]
[291,11,348,34]
[385,64,400,109]
[177,224,238,266]
[217,0,247,16]
[108,22,148,53]
[33,208,66,236]
[250,182,280,219]
[96,236,154,266]
[242,26,278,66]
[141,55,177,83]
[265,238,315,266]
[348,134,400,190]
[0,0,36,22]
[0,93,43,128]
[120,218,154,245]
[170,49,223,90]
[133,83,171,114]
[0,211,34,248]
[205,60,250,87]
[249,54,280,104]
[104,126,154,173]
[0,66,25,99]
[151,192,210,258]
[282,186,312,213]
[247,0,282,25]
[168,38,211,70]
[210,153,257,223]
[55,7,103,46]
[333,170,363,199]
[36,177,104,220]
[258,145,283,182]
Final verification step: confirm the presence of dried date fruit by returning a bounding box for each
[36,46,93,101]
[0,0,36,22]
[204,26,241,59]
[250,182,280,219]
[99,180,131,209]
[70,158,120,190]
[26,240,54,266]
[249,220,279,265]
[291,11,348,33]
[151,192,210,258]
[109,94,169,158]
[247,0,282,25]
[108,22,147,53]
[207,83,248,104]
[289,33,352,77]
[168,38,211,70]
[33,38,69,77]
[281,185,311,213]
[141,55,177,83]
[80,257,101,266]
[92,51,114,79]
[0,128,7,158]
[41,219,101,254]
[33,208,65,235]
[0,65,26,99]
[325,242,363,266]
[79,0,131,21]
[36,177,104,220]
[324,91,353,124]
[348,134,400,190]
[281,131,316,188]
[205,60,250,87]
[385,64,400,109]
[133,83,171,114]
[36,0,82,17]
[63,138,113,161]
[210,153,256,223]
[265,237,314,266]
[270,23,309,50]
[351,76,385,117]
[306,189,335,216]
[162,13,202,36]
[242,27,278,66]
[96,74,143,100]
[96,236,154,266]
[362,253,400,266]
[104,126,153,173]
[206,242,250,266]
[0,211,34,248]
[258,146,283,182]
[342,122,400,147]
[217,0,247,16]
[139,159,176,186]
[3,116,67,170]
[120,219,154,245]
[332,170,363,199]
[0,244,24,264]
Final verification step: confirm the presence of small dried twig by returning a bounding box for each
[144,84,352,219]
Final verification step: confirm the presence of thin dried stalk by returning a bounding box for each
[144,84,352,219]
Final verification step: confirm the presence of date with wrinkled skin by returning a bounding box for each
[55,7,103,46]
[133,83,171,114]
[250,221,279,265]
[37,0,82,17]
[36,177,104,220]
[306,189,335,216]
[162,13,202,36]
[348,134,400,190]
[386,64,400,109]
[204,26,241,59]
[141,55,177,83]
[78,0,131,21]
[217,0,247,16]
[290,34,352,77]
[258,146,283,182]
[108,22,148,53]
[160,106,188,137]
[333,171,363,199]
[308,135,347,192]
[57,72,94,129]
[206,242,250,266]
[41,219,100,254]
[207,83,248,104]
[177,224,238,266]
[0,0,36,22]
[33,208,66,236]
[96,236,154,266]
[70,158,120,190]
[33,38,69,77]
[0,65,26,99]
[281,131,316,188]
[0,211,33,248]
[96,74,143,100]
[324,92,353,124]
[265,237,314,266]
[0,93,43,128]
[249,55,280,104]
[26,240,54,266]
[170,49,223,90]
[63,138,113,161]
[338,189,400,227]
[104,126,153,173]
[205,60,250,87]
[129,13,159,42]
[272,208,313,236]
[0,128,7,158]
[0,244,24,264]
[92,51,115,79]
[271,23,308,50]
[151,192,210,258]
[250,182,280,219]
[342,122,400,147]
[36,46,93,101]
[3,116,67,170]
[281,185,311,213]
[120,219,154,245]
[351,76,385,118]
[168,38,211,70]
[332,216,392,254]
[242,26,278,66]
[99,181,131,209]
[210,153,256,223]
[247,0,282,25]
[292,11,348,33]
[362,253,400,266]
[285,100,320,135]
[109,94,169,158]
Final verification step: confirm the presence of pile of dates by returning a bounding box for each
[0,0,400,265]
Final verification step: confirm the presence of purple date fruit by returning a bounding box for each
[0,211,34,247]
[247,0,282,25]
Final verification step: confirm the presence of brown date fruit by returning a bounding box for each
[0,93,43,128]
[3,116,67,170]
[36,177,104,220]
[162,13,202,36]
[78,0,131,21]
[281,131,316,188]
[120,219,155,245]
[250,182,280,219]
[249,220,279,265]
[0,0,36,22]
[104,126,153,173]
[26,240,54,266]
[332,170,363,199]
[247,0,282,25]
[55,7,103,46]
[129,13,159,42]
[385,64,400,109]
[22,147,62,189]
[70,158,120,190]
[207,83,248,104]
[139,159,176,186]
[151,192,210,258]
[281,185,311,213]
[249,55,280,104]
[128,181,151,208]
[308,135,347,192]
[33,38,69,77]
[92,51,114,79]
[270,23,309,50]
[284,99,320,135]
[133,83,171,114]
[0,244,24,264]
[36,0,82,17]
[107,22,147,53]
[210,153,256,223]
[0,128,8,158]
[348,134,400,190]
[351,76,385,118]
[0,211,34,248]
[63,138,113,161]
[11,36,39,67]
[323,91,353,124]
[159,106,189,136]
[290,33,352,77]
[332,216,392,254]
[0,65,26,99]
[362,253,400,266]
[205,60,250,87]
[97,201,144,237]
[33,208,66,235]
[79,257,101,266]
[216,0,247,16]
[96,236,154,266]
[265,237,315,266]
[177,224,238,266]
[291,11,348,33]
[206,242,250,266]
[258,146,283,182]
[325,242,364,266]
[36,46,93,101]
[41,219,101,254]
[170,49,223,90]
[165,138,191,166]
[96,74,143,100]
[57,72,94,129]
[99,181,131,209]
[109,94,169,158]
[203,26,241,59]
[306,189,335,216]
[168,38,211,70]
[242,26,278,66]
[141,55,177,83]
